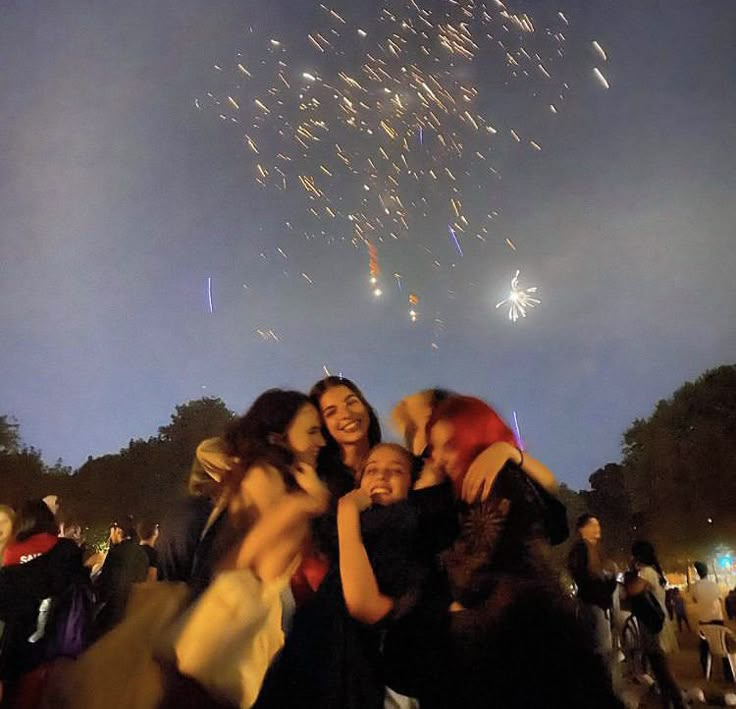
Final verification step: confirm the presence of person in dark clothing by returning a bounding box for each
[0,533,88,705]
[136,519,159,582]
[156,450,221,585]
[94,518,148,636]
[255,443,426,709]
[670,588,691,632]
[568,514,617,658]
[425,396,620,709]
[726,588,736,621]
[2,500,59,566]
[156,497,212,583]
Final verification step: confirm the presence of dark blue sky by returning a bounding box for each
[2,0,735,488]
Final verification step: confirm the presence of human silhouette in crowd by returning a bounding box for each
[669,588,690,632]
[692,560,730,680]
[0,499,88,708]
[136,519,159,581]
[726,587,736,621]
[0,504,16,563]
[156,453,221,584]
[568,514,618,659]
[41,496,61,518]
[2,500,59,566]
[94,517,148,636]
[626,541,685,709]
[58,518,85,548]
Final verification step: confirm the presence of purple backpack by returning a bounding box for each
[44,583,96,659]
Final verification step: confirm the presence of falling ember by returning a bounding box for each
[592,40,608,62]
[408,292,419,322]
[593,67,610,89]
[495,270,541,323]
[505,238,517,251]
[367,241,382,296]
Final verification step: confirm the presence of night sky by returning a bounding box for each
[2,0,735,489]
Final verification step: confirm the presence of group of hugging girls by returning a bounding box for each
[188,377,623,709]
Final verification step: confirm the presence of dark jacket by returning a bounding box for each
[95,538,148,634]
[156,495,213,583]
[0,538,87,679]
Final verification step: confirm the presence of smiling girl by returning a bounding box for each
[309,377,382,498]
[254,443,425,709]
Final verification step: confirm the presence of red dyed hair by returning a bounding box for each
[426,395,516,480]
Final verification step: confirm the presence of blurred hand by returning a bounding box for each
[294,463,330,511]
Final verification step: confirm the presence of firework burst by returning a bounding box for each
[496,269,540,323]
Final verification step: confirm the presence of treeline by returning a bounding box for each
[2,365,734,564]
[0,399,234,532]
[582,365,736,566]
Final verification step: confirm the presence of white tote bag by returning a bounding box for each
[172,568,287,708]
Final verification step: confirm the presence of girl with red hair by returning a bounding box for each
[423,395,620,709]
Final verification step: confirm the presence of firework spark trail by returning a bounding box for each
[206,276,214,314]
[448,224,463,257]
[593,66,610,89]
[197,2,604,326]
[202,1,579,251]
[512,410,524,451]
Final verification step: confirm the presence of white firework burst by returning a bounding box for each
[496,270,541,323]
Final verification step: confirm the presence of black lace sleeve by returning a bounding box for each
[440,463,548,608]
[441,494,511,608]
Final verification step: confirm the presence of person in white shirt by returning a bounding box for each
[692,560,729,678]
[692,561,724,623]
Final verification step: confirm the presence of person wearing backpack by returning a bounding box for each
[625,541,685,709]
[0,500,90,709]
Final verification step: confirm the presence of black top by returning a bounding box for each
[567,540,617,610]
[157,494,213,583]
[140,543,158,569]
[95,538,148,634]
[255,501,424,709]
[0,538,87,679]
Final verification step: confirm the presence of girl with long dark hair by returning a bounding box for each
[627,540,685,709]
[309,376,382,498]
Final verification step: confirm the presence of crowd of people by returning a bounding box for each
[0,378,733,708]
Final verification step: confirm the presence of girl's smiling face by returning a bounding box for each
[319,385,370,447]
[359,444,413,506]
